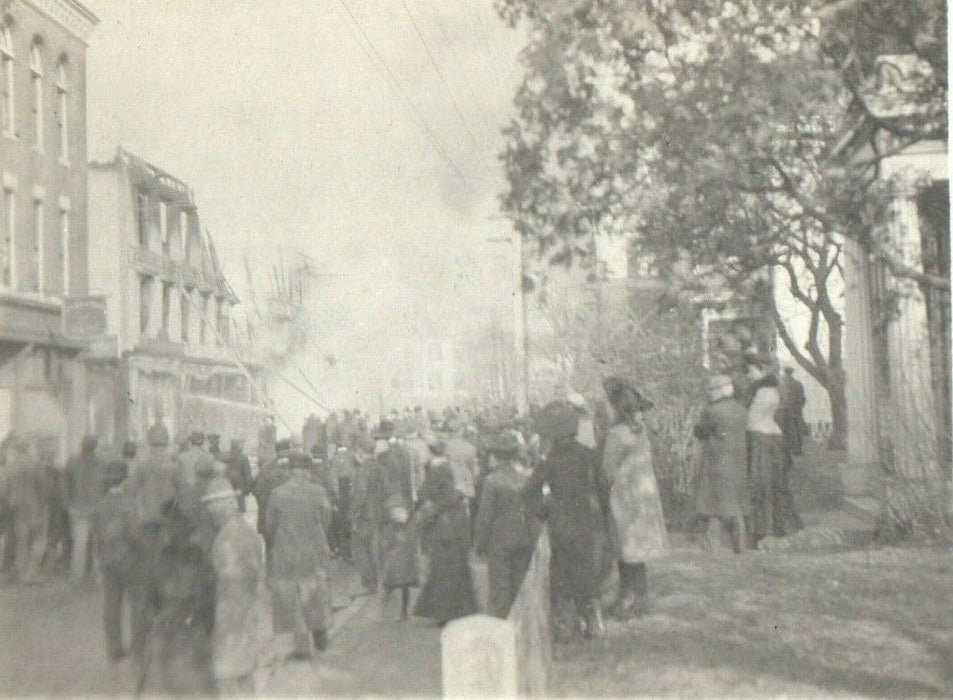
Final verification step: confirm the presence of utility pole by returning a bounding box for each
[487,230,530,415]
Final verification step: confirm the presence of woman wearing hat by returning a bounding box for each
[693,375,750,553]
[413,461,477,625]
[203,477,267,694]
[523,401,606,638]
[744,353,803,544]
[601,377,667,618]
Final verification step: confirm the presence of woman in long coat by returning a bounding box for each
[693,374,750,553]
[205,477,268,695]
[523,401,606,638]
[601,377,667,618]
[414,463,477,624]
[373,436,420,620]
[744,354,803,544]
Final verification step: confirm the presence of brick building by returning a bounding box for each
[0,0,97,456]
[87,148,269,451]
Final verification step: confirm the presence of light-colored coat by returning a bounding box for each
[602,423,667,563]
[210,515,267,682]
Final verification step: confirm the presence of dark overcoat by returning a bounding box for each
[265,473,333,633]
[693,398,751,518]
[374,446,419,590]
[414,469,476,622]
[521,437,605,602]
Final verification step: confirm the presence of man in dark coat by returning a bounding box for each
[523,402,606,638]
[225,439,254,512]
[693,374,750,553]
[6,437,48,583]
[329,446,357,558]
[349,443,379,593]
[38,437,71,572]
[474,431,538,618]
[65,435,106,580]
[92,460,137,661]
[130,423,177,525]
[373,431,419,619]
[206,434,224,464]
[779,366,807,456]
[252,441,294,538]
[137,504,217,696]
[265,457,333,658]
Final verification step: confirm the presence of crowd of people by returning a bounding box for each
[0,350,810,694]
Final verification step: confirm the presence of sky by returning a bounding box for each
[83,0,527,348]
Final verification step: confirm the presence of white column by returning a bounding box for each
[887,186,937,479]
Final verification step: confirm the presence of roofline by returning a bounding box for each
[19,0,99,45]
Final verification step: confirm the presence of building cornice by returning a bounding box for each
[19,0,99,44]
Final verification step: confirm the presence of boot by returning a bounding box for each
[612,562,636,619]
[312,629,329,652]
[618,563,649,619]
[582,600,605,639]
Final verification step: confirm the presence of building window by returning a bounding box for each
[161,282,172,339]
[136,188,148,246]
[30,40,42,152]
[59,207,69,295]
[1,185,13,288]
[181,288,191,343]
[32,198,43,293]
[55,59,68,163]
[159,200,168,252]
[0,24,13,137]
[139,275,153,336]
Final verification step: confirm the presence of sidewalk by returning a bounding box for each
[263,588,442,696]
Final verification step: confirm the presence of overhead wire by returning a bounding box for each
[336,0,475,187]
[399,0,482,152]
[426,0,496,137]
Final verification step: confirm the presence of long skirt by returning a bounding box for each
[380,522,419,590]
[414,542,477,622]
[747,432,803,540]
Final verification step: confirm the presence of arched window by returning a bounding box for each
[0,22,13,136]
[56,58,68,162]
[30,39,43,151]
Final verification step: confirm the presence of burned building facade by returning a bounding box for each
[87,148,269,450]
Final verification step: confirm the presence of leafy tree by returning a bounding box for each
[495,0,946,450]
